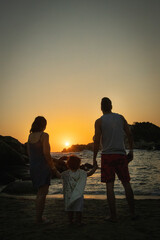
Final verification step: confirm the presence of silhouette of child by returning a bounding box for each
[55,155,97,225]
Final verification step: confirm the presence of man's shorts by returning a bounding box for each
[101,154,130,183]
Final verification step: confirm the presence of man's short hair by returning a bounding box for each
[101,97,112,112]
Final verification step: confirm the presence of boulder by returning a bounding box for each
[0,135,30,184]
[0,140,27,166]
[155,144,160,150]
[53,156,68,173]
[0,171,15,185]
[7,165,30,180]
[2,181,36,195]
[0,135,27,155]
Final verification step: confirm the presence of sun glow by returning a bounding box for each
[65,141,70,147]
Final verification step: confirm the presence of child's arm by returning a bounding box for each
[87,164,98,177]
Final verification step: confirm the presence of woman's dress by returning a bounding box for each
[28,139,51,189]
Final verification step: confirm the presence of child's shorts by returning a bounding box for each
[101,154,130,183]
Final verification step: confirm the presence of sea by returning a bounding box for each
[50,150,160,199]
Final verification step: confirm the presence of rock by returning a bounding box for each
[53,156,68,173]
[0,135,30,184]
[0,135,27,156]
[0,171,15,185]
[2,181,36,195]
[155,144,160,150]
[7,165,30,181]
[0,140,26,166]
[62,143,94,152]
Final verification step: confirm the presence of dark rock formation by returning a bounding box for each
[0,171,15,185]
[62,143,94,152]
[0,135,30,185]
[52,156,68,173]
[0,135,27,155]
[7,165,30,180]
[0,140,26,166]
[2,181,36,195]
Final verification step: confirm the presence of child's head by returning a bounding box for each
[67,155,81,171]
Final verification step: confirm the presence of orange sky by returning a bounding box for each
[1,1,160,152]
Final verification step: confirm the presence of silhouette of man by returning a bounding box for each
[93,97,135,221]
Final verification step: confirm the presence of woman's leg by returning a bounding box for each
[36,185,49,223]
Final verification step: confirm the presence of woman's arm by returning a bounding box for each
[52,168,62,179]
[42,133,56,168]
[42,133,62,178]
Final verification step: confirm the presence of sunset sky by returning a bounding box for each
[1,0,160,152]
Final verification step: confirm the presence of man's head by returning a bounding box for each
[101,97,112,113]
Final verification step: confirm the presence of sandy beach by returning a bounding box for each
[0,195,160,240]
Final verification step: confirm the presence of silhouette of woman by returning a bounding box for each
[27,116,55,223]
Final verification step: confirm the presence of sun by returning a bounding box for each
[65,141,70,147]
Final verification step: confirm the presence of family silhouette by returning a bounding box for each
[27,97,135,225]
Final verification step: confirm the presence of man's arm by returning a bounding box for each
[123,117,134,162]
[87,164,98,177]
[93,118,102,165]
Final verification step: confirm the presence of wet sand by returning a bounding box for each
[0,195,160,240]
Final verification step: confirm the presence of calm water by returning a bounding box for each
[50,150,160,197]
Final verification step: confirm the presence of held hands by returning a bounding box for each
[87,160,98,177]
